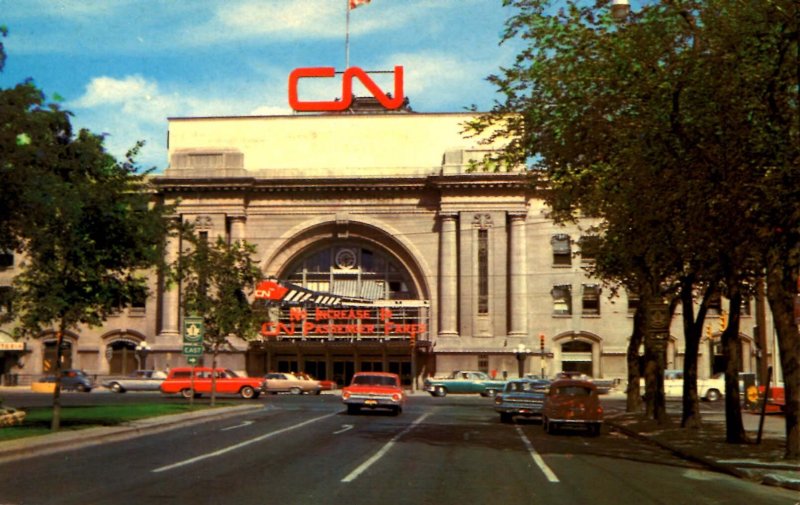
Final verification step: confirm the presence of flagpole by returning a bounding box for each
[345,0,350,69]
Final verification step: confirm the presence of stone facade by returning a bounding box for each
[0,112,776,387]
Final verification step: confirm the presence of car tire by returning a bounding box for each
[392,406,402,416]
[589,423,601,436]
[705,389,721,402]
[240,386,256,399]
[110,383,124,394]
[347,404,360,415]
[485,389,498,398]
[289,387,302,395]
[435,386,447,397]
[180,388,195,399]
[500,412,513,424]
[77,384,90,393]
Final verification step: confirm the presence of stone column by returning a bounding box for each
[508,211,528,337]
[439,212,459,337]
[159,218,181,340]
[229,215,246,243]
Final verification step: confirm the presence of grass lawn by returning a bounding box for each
[0,404,219,442]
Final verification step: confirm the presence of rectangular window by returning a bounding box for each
[627,290,639,314]
[552,285,572,315]
[582,284,601,315]
[578,235,600,262]
[0,286,12,314]
[551,234,571,266]
[478,354,489,373]
[0,251,13,268]
[478,229,489,314]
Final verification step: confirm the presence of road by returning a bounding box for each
[0,394,796,505]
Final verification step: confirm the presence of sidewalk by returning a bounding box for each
[605,406,799,491]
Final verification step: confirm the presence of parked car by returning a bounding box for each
[102,370,167,393]
[297,373,337,391]
[424,370,506,397]
[494,378,549,423]
[160,367,262,399]
[542,379,603,436]
[37,369,94,392]
[663,369,724,402]
[341,372,404,415]
[262,372,322,395]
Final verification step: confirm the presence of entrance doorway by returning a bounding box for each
[109,341,138,375]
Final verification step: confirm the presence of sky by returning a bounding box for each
[0,0,523,172]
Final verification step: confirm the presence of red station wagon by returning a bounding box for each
[542,379,603,436]
[160,367,263,399]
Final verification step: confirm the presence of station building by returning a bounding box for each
[0,106,774,388]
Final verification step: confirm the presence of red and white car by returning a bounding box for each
[341,372,404,415]
[160,367,263,399]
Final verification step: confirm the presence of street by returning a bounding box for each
[0,393,796,505]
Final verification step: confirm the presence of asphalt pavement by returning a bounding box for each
[1,386,797,492]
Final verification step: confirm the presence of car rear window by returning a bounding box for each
[554,386,591,396]
[352,375,398,387]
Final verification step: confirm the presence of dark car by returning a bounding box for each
[542,379,603,435]
[38,369,94,392]
[494,378,549,423]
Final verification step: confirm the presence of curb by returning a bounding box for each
[0,404,263,464]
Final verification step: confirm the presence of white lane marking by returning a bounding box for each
[221,420,254,431]
[341,413,431,483]
[515,425,560,483]
[334,424,354,435]
[152,412,337,473]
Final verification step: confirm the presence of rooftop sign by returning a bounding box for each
[288,66,404,112]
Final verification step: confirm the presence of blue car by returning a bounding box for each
[494,378,550,423]
[39,369,94,392]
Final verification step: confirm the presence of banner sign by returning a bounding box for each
[260,306,426,339]
[288,66,404,112]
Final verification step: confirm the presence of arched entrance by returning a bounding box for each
[560,340,593,376]
[251,226,430,387]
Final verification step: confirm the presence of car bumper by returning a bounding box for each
[495,405,543,416]
[343,396,402,408]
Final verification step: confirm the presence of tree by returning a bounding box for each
[475,0,799,456]
[175,231,264,406]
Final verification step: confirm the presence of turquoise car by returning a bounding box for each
[424,371,507,397]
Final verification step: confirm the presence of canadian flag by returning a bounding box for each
[349,0,371,9]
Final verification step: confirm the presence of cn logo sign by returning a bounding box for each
[288,66,404,112]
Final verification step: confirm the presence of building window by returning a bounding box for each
[478,354,489,374]
[0,286,12,314]
[0,251,13,268]
[551,234,571,266]
[478,229,489,314]
[551,285,572,315]
[578,235,600,262]
[582,284,601,315]
[627,290,639,314]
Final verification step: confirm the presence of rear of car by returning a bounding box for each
[543,379,603,435]
[341,372,404,415]
[494,379,548,423]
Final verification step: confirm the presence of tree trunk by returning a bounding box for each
[765,256,800,459]
[722,287,747,443]
[680,278,705,429]
[50,325,66,431]
[626,303,644,413]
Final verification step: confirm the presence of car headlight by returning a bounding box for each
[342,391,351,400]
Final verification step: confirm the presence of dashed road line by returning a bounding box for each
[515,425,560,483]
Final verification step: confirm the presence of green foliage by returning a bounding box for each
[177,232,264,350]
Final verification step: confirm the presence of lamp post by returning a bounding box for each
[135,341,151,370]
[514,344,531,378]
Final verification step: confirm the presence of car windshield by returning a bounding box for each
[352,375,397,387]
[506,382,541,392]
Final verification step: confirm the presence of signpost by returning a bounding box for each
[183,316,204,405]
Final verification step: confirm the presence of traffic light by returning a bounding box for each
[539,333,545,351]
[719,311,728,332]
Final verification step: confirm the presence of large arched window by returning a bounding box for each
[284,244,417,301]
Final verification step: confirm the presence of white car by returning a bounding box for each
[663,369,725,402]
[102,370,167,393]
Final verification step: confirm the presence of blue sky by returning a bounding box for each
[0,0,522,171]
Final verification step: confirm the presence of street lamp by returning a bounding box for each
[514,344,531,378]
[135,341,151,370]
